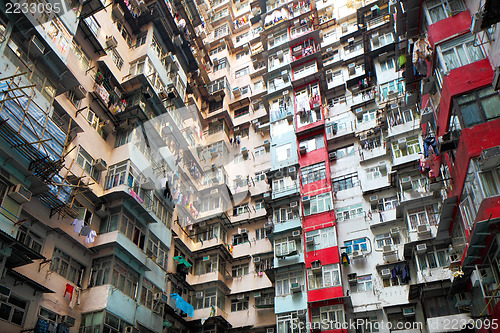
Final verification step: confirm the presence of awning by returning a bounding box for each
[7,270,54,293]
[0,229,45,268]
[79,0,106,19]
[436,195,457,240]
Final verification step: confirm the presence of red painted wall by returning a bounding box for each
[305,246,340,267]
[427,11,471,46]
[302,211,335,230]
[307,286,344,303]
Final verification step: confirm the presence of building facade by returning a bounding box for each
[0,0,499,332]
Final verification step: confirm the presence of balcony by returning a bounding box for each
[249,181,270,197]
[366,14,391,31]
[91,231,149,268]
[233,15,250,33]
[325,120,356,143]
[426,313,472,333]
[272,180,300,200]
[368,208,397,228]
[231,207,267,224]
[398,177,432,205]
[326,72,345,90]
[273,217,302,234]
[361,173,390,193]
[342,42,364,62]
[347,64,365,80]
[270,106,294,123]
[359,145,387,162]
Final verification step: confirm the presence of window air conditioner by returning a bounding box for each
[297,309,307,317]
[237,294,245,300]
[329,152,337,160]
[417,224,431,238]
[348,63,356,75]
[195,291,204,299]
[254,257,261,263]
[8,184,32,204]
[416,243,427,254]
[398,138,407,149]
[311,260,322,272]
[106,36,119,49]
[93,158,108,172]
[203,256,211,261]
[292,230,300,237]
[403,307,415,316]
[306,236,314,245]
[470,12,484,34]
[62,315,76,327]
[239,228,247,234]
[369,195,378,203]
[290,282,302,292]
[390,227,399,237]
[254,292,262,298]
[112,4,125,20]
[381,268,391,279]
[290,201,298,208]
[299,144,307,155]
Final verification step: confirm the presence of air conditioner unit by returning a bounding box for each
[398,138,407,149]
[76,85,87,99]
[94,203,107,217]
[325,69,333,75]
[154,292,168,303]
[351,250,364,258]
[62,315,76,327]
[479,146,500,169]
[8,184,32,204]
[254,257,261,263]
[254,291,262,298]
[348,63,356,75]
[341,25,348,33]
[381,268,391,279]
[267,328,275,333]
[417,224,431,238]
[306,236,314,245]
[299,144,307,155]
[93,158,108,171]
[211,188,219,194]
[403,307,415,316]
[329,152,337,160]
[311,260,322,272]
[369,195,378,203]
[239,228,247,234]
[390,227,399,237]
[383,245,392,253]
[378,161,387,170]
[454,293,472,307]
[30,36,45,57]
[290,201,298,208]
[290,282,302,292]
[288,166,296,174]
[292,230,300,237]
[125,327,140,333]
[0,285,11,302]
[348,37,355,45]
[470,12,484,34]
[371,34,379,46]
[400,177,412,190]
[195,291,204,299]
[297,309,306,318]
[264,221,273,230]
[233,87,241,96]
[416,243,427,254]
[237,294,245,300]
[203,256,211,261]
[112,4,125,20]
[106,35,119,49]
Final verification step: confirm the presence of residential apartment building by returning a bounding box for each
[0,0,499,332]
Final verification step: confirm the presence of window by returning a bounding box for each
[135,32,147,47]
[299,135,325,152]
[110,49,124,70]
[392,137,421,158]
[255,200,265,210]
[210,44,226,55]
[379,58,395,72]
[88,256,112,288]
[194,288,225,310]
[84,15,100,36]
[276,143,292,162]
[232,263,249,277]
[235,67,249,78]
[374,233,398,249]
[255,227,268,240]
[275,237,298,257]
[140,278,163,314]
[374,32,394,47]
[16,225,43,254]
[209,100,223,113]
[76,146,100,181]
[300,162,326,185]
[424,0,466,24]
[277,312,305,333]
[336,203,364,222]
[356,275,373,292]
[214,24,229,38]
[233,233,249,245]
[311,305,344,328]
[86,109,100,130]
[274,205,299,223]
[80,311,132,333]
[213,57,228,71]
[276,270,304,295]
[453,86,500,128]
[439,34,485,73]
[50,248,85,285]
[120,214,146,250]
[334,144,355,158]
[361,136,382,150]
[254,146,268,157]
[240,85,250,95]
[304,193,333,216]
[255,257,273,272]
[194,256,218,275]
[234,106,249,118]
[146,233,168,270]
[366,165,387,180]
[233,205,249,216]
[0,294,28,326]
[344,238,368,254]
[38,307,62,326]
[305,226,337,251]
[254,171,267,182]
[72,41,91,70]
[208,77,229,93]
[332,172,359,191]
[308,263,341,290]
[408,204,439,230]
[236,32,249,43]
[231,297,249,311]
[376,196,399,211]
[236,50,249,59]
[380,79,405,99]
[417,248,449,270]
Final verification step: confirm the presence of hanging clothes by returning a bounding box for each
[85,230,97,244]
[64,284,74,301]
[35,319,50,333]
[71,219,84,234]
[391,268,398,285]
[56,323,69,333]
[412,37,433,64]
[423,136,438,158]
[80,225,91,237]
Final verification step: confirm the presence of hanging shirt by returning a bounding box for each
[85,230,97,244]
[64,284,74,300]
[71,219,84,234]
[80,225,91,237]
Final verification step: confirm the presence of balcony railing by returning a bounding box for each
[366,15,390,30]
